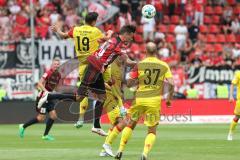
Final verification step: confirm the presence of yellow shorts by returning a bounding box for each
[127,101,160,127]
[234,100,240,115]
[104,90,121,125]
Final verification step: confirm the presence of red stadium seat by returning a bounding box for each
[227,0,236,5]
[205,6,214,15]
[234,6,240,14]
[204,16,211,24]
[163,15,170,24]
[206,34,216,43]
[212,16,220,24]
[214,43,223,52]
[170,15,180,24]
[226,34,236,43]
[168,25,176,33]
[199,25,208,34]
[205,44,214,52]
[166,34,175,43]
[209,25,220,34]
[237,35,240,42]
[158,25,168,33]
[216,34,226,43]
[214,6,223,15]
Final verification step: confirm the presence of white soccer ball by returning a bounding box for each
[142,4,156,19]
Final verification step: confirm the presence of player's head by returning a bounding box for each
[85,12,98,26]
[51,58,60,70]
[146,42,157,56]
[119,25,136,43]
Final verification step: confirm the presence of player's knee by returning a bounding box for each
[148,125,157,134]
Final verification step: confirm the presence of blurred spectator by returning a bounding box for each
[186,84,199,99]
[65,8,80,28]
[180,0,187,16]
[194,0,205,26]
[141,14,156,41]
[230,17,240,34]
[0,8,11,41]
[232,43,240,58]
[174,19,188,50]
[188,20,199,44]
[168,0,176,17]
[8,0,21,15]
[185,0,194,25]
[129,0,141,20]
[222,5,233,25]
[180,39,193,62]
[148,0,163,23]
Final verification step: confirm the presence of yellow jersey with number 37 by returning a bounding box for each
[68,25,104,63]
[130,57,172,106]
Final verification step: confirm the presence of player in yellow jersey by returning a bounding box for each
[99,57,127,157]
[102,42,174,160]
[51,12,113,136]
[228,71,240,140]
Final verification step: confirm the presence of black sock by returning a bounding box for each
[44,118,55,136]
[47,93,76,101]
[23,118,39,129]
[93,101,104,128]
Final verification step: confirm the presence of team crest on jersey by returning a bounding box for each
[0,52,7,69]
[16,42,37,65]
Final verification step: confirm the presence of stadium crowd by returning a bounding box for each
[0,0,240,99]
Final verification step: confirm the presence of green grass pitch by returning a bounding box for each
[0,124,240,160]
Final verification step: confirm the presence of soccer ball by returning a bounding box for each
[142,4,156,19]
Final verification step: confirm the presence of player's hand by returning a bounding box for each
[166,100,172,108]
[229,96,235,103]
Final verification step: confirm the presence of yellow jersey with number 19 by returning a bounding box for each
[68,25,104,64]
[130,57,172,106]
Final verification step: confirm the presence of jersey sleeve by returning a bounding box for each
[164,65,173,79]
[232,72,240,85]
[68,27,74,38]
[42,72,49,80]
[129,65,138,79]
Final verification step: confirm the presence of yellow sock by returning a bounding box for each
[104,129,113,144]
[119,127,133,152]
[105,126,121,145]
[79,97,88,120]
[143,133,156,157]
[229,120,238,134]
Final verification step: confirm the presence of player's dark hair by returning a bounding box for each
[120,25,136,35]
[85,12,98,24]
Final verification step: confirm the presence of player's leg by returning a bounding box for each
[75,64,89,128]
[42,102,57,141]
[115,119,137,160]
[100,94,122,157]
[141,125,157,160]
[140,107,160,159]
[75,97,88,128]
[19,103,47,138]
[228,100,240,140]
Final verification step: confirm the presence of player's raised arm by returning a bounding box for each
[51,23,71,39]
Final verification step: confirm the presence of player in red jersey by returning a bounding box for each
[18,58,75,141]
[37,25,136,131]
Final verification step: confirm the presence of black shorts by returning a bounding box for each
[36,95,55,115]
[78,63,106,96]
